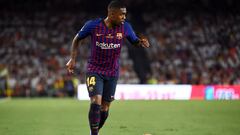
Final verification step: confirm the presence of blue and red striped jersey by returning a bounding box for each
[77,18,139,77]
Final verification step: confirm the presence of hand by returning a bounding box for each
[139,37,150,48]
[137,33,150,48]
[66,59,76,74]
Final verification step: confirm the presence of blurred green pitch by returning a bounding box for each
[0,98,240,135]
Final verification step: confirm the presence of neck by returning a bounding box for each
[104,17,114,28]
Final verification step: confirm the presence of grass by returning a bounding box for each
[0,98,240,135]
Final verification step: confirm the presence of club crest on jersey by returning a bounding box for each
[116,33,123,39]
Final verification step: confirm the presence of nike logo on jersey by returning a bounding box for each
[96,33,103,37]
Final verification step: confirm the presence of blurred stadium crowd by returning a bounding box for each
[0,0,240,97]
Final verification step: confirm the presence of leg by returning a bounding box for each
[98,76,118,130]
[89,95,102,135]
[99,100,111,129]
[86,73,104,135]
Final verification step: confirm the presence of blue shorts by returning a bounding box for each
[86,72,118,102]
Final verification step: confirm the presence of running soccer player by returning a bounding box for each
[66,0,150,135]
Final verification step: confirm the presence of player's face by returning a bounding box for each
[111,8,127,25]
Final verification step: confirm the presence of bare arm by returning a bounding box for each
[66,35,82,74]
[71,35,81,60]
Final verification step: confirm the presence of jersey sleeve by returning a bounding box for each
[77,20,94,40]
[124,22,139,44]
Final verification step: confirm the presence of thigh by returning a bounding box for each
[102,76,118,102]
[86,73,104,97]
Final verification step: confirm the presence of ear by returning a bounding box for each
[110,12,114,16]
[110,10,116,16]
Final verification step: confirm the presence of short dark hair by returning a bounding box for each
[108,0,126,9]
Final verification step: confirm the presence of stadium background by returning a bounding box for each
[1,1,240,135]
[0,0,240,98]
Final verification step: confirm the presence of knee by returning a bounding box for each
[90,95,102,105]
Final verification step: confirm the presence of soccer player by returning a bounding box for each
[66,0,150,135]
